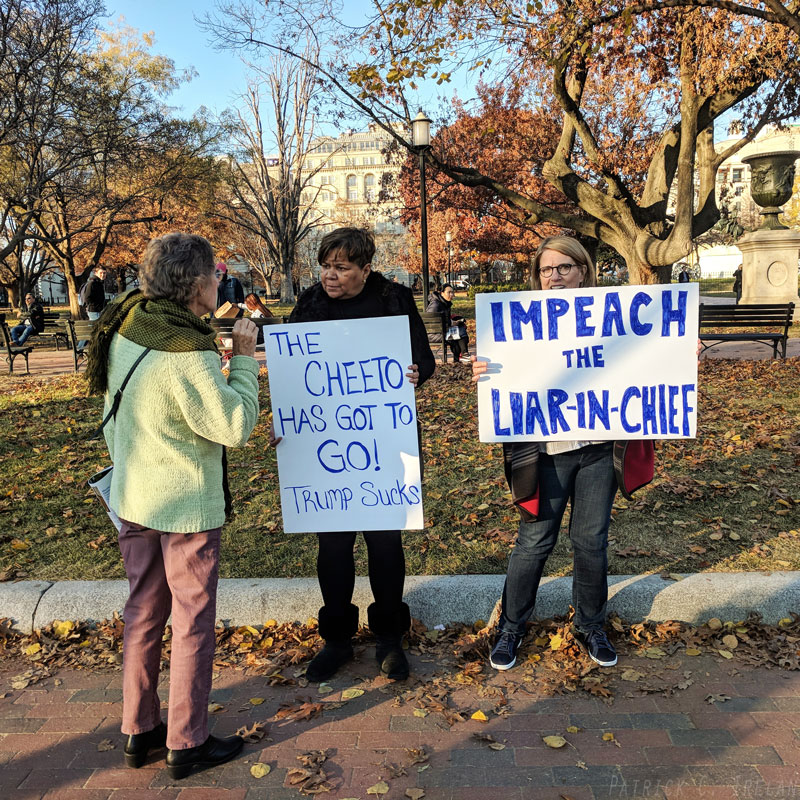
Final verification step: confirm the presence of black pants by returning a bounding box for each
[317,531,405,612]
[447,335,469,359]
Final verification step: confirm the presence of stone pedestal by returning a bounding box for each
[738,228,800,320]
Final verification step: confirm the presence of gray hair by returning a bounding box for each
[139,233,215,306]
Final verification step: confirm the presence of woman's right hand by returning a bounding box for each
[231,318,258,357]
[471,355,488,383]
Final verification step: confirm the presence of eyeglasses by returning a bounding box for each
[539,263,580,278]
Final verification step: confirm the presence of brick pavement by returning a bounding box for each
[3,644,800,800]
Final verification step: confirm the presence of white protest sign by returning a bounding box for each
[264,316,424,533]
[476,284,699,442]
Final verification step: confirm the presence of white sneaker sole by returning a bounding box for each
[586,652,617,667]
[489,654,517,670]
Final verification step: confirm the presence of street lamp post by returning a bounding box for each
[445,230,453,286]
[412,111,432,310]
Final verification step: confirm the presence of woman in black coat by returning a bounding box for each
[274,228,435,683]
[426,284,470,362]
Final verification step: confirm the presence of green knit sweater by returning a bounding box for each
[103,333,261,533]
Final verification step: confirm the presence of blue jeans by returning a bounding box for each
[499,443,617,636]
[11,324,35,345]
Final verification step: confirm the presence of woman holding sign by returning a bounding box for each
[472,236,653,671]
[281,227,435,682]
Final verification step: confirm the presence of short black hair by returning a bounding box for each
[317,227,375,268]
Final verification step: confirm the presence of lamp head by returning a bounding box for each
[411,111,431,148]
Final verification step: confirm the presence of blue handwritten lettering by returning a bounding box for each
[620,386,641,433]
[661,290,687,336]
[546,298,569,340]
[510,300,543,340]
[630,292,653,335]
[574,296,595,336]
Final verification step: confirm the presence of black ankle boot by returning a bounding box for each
[375,636,409,680]
[305,641,354,682]
[166,734,243,780]
[124,721,167,768]
[368,603,411,680]
[305,604,359,682]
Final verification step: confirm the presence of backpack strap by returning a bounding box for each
[87,348,151,441]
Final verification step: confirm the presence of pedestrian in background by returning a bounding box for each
[216,262,245,308]
[733,264,743,303]
[10,292,45,345]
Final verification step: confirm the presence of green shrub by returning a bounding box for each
[467,282,529,299]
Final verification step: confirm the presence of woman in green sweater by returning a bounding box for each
[87,233,260,780]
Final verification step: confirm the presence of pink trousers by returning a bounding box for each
[118,520,221,750]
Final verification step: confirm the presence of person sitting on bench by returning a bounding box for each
[11,294,45,345]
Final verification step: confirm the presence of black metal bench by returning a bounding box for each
[0,315,34,374]
[420,311,449,363]
[699,302,795,359]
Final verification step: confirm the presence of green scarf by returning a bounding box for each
[86,289,233,520]
[86,289,218,396]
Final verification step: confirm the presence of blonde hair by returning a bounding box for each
[531,236,595,290]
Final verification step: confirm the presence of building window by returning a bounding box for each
[734,185,744,196]
[732,168,743,182]
[364,173,376,202]
[347,174,358,201]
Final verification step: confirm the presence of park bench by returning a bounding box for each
[65,318,95,372]
[6,310,71,351]
[0,314,34,374]
[699,302,795,359]
[420,311,449,363]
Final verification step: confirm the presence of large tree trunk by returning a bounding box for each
[65,271,81,319]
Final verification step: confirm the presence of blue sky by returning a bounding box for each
[105,0,251,117]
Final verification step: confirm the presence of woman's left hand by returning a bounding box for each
[406,363,420,387]
[268,423,282,448]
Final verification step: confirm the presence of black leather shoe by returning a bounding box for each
[305,641,354,683]
[376,636,409,680]
[166,734,244,780]
[124,721,167,768]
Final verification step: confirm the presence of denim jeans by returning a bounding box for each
[11,323,35,345]
[499,442,617,636]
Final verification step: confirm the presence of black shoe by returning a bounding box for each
[489,631,521,671]
[305,641,354,682]
[574,628,617,667]
[376,636,409,680]
[166,734,243,781]
[124,722,167,768]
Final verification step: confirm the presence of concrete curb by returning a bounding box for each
[2,572,800,633]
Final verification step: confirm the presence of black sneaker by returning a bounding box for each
[489,631,521,671]
[574,628,617,666]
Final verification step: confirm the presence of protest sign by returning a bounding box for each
[475,284,699,442]
[264,316,424,533]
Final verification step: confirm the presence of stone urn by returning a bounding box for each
[741,150,800,230]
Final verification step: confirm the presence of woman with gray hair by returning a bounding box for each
[86,233,260,779]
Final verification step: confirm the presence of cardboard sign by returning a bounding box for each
[215,301,240,318]
[476,284,699,442]
[264,316,424,533]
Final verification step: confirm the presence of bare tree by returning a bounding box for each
[0,0,104,278]
[217,46,326,303]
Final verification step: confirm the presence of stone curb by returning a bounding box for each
[2,572,800,633]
